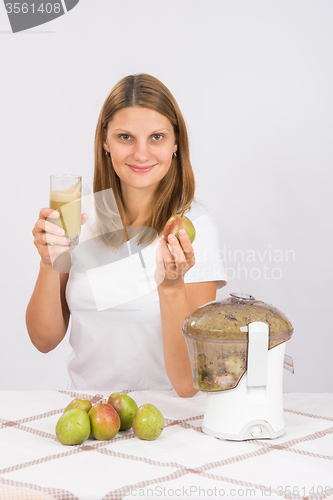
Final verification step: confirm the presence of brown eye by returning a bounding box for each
[152,134,163,141]
[119,134,131,140]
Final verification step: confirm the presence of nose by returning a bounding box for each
[133,141,150,163]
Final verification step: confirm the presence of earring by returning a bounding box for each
[105,150,110,157]
[172,151,177,158]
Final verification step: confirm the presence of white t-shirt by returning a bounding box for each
[65,200,227,391]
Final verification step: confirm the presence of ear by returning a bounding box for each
[103,125,108,150]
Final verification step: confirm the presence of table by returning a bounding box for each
[0,390,332,500]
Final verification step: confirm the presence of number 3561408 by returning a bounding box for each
[5,3,62,14]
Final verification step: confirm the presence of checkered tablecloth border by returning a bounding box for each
[0,390,332,500]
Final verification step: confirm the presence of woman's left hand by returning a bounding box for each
[155,229,195,289]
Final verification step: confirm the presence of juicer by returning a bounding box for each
[182,293,294,441]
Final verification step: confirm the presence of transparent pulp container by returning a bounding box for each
[182,293,293,392]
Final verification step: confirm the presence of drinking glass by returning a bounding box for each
[49,174,82,245]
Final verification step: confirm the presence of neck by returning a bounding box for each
[121,183,155,227]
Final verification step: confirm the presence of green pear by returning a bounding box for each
[64,398,92,413]
[56,409,90,445]
[88,402,120,440]
[107,393,138,431]
[132,404,165,441]
[164,207,195,244]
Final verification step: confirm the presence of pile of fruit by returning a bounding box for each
[56,393,165,446]
[194,350,246,391]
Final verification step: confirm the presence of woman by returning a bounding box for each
[26,74,226,397]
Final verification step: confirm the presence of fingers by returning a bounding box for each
[39,207,60,220]
[39,208,88,224]
[35,210,89,238]
[33,208,74,267]
[81,213,89,225]
[41,233,71,246]
[33,208,88,268]
[166,231,195,269]
[177,229,194,256]
[156,232,195,284]
[33,231,72,254]
[34,209,65,239]
[158,237,178,280]
[34,218,65,236]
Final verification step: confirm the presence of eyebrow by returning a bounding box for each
[111,128,170,134]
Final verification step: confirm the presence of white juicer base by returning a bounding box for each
[202,342,286,441]
[202,419,284,441]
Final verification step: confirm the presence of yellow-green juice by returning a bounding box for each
[49,181,81,245]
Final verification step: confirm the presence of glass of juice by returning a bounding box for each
[49,174,82,245]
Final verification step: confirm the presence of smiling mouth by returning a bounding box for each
[127,164,156,172]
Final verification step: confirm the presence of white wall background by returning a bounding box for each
[0,0,332,393]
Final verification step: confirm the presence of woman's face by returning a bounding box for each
[103,106,177,192]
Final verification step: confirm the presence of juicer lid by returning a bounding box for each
[183,293,293,346]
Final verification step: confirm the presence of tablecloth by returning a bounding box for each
[0,390,332,500]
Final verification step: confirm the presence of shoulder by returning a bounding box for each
[187,201,217,222]
[184,201,227,288]
[184,200,222,259]
[186,201,220,239]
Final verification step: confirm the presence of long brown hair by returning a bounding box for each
[93,74,195,247]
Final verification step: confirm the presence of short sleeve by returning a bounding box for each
[184,204,227,289]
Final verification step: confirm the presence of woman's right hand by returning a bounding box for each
[32,208,89,267]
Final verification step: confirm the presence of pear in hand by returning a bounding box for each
[164,207,195,244]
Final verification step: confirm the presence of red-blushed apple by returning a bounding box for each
[88,402,120,440]
[56,409,91,445]
[132,404,165,441]
[107,393,138,431]
[164,207,195,244]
